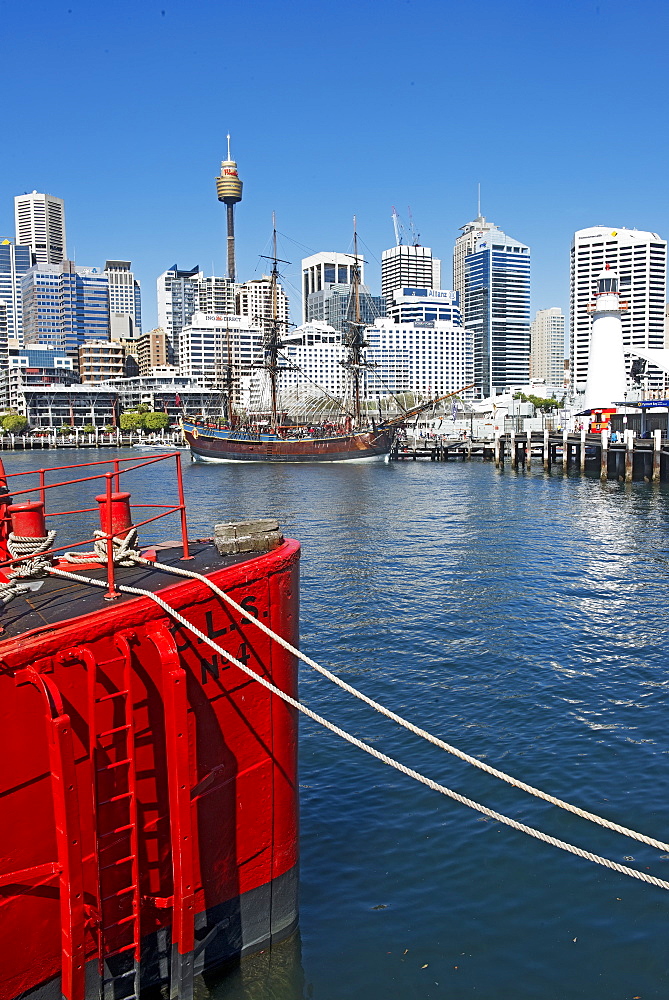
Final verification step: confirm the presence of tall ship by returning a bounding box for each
[0,451,299,1000]
[183,221,395,463]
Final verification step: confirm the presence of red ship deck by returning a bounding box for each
[0,456,300,1000]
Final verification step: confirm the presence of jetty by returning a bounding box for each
[391,428,669,482]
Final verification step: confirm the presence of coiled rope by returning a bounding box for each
[43,558,669,893]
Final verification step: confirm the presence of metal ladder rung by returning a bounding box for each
[98,824,134,838]
[98,791,133,806]
[102,970,136,984]
[100,854,134,871]
[105,914,135,928]
[96,758,130,772]
[96,688,129,704]
[98,724,131,738]
[102,886,135,902]
[104,942,136,957]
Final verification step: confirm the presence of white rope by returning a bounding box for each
[130,555,669,857]
[0,532,58,605]
[61,527,139,568]
[46,562,669,893]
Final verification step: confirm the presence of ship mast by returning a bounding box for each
[347,217,364,425]
[266,214,281,431]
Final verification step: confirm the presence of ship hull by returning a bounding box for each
[183,423,393,463]
[0,539,300,1000]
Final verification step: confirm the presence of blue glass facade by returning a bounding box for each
[0,242,33,343]
[22,264,110,355]
[464,232,530,397]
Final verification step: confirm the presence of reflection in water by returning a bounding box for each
[198,932,305,1000]
[4,451,669,999]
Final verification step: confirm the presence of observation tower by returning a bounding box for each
[215,134,243,282]
[584,265,628,412]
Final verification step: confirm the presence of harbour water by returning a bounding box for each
[8,451,669,999]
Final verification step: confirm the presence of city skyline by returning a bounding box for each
[2,0,668,333]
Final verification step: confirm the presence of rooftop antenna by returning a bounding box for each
[477,183,481,220]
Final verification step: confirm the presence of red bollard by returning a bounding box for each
[95,491,133,539]
[8,501,47,539]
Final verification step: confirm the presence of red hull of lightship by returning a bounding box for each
[0,454,299,1000]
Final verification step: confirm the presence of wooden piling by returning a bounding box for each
[494,432,501,467]
[625,430,634,482]
[510,430,517,468]
[562,429,568,471]
[580,428,586,472]
[653,428,662,482]
[600,429,608,480]
[543,429,549,471]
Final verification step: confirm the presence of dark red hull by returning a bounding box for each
[0,539,300,1000]
[183,423,393,463]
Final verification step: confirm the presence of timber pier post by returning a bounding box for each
[391,429,669,481]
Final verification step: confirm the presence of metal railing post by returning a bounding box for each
[174,453,192,560]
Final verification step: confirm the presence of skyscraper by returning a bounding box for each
[156,265,203,364]
[22,261,110,354]
[570,227,667,394]
[453,214,496,323]
[462,223,531,397]
[302,252,363,324]
[237,277,289,338]
[380,245,441,310]
[105,260,142,341]
[0,240,34,345]
[197,275,237,316]
[530,307,565,387]
[14,192,66,266]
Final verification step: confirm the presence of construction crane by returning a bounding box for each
[407,205,421,246]
[391,206,406,246]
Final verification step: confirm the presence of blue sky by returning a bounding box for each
[1,0,668,330]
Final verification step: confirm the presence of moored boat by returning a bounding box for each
[0,452,299,1000]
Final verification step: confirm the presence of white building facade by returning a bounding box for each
[301,252,362,324]
[387,287,461,326]
[571,227,667,394]
[381,245,441,310]
[365,318,473,399]
[157,265,203,365]
[14,191,66,266]
[237,277,288,337]
[530,307,565,388]
[105,260,142,341]
[179,312,263,399]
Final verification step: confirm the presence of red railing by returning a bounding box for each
[0,452,192,600]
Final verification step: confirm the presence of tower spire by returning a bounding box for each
[215,135,243,282]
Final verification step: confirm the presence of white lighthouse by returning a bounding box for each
[583,265,627,412]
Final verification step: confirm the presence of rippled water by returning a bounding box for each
[8,450,669,999]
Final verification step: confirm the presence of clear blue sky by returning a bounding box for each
[2,0,668,330]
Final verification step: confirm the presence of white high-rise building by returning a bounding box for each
[197,276,237,316]
[571,227,667,394]
[365,318,472,399]
[381,245,440,309]
[237,276,288,338]
[105,261,142,341]
[302,252,362,324]
[530,307,565,387]
[14,192,66,266]
[157,265,203,365]
[179,312,263,400]
[453,215,496,322]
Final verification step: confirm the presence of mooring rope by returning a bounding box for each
[124,554,669,857]
[44,561,669,893]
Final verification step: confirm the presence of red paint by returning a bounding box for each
[7,501,46,539]
[0,455,300,1000]
[95,491,133,539]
